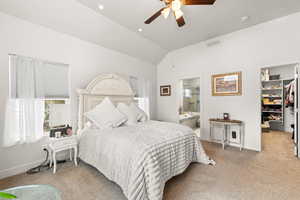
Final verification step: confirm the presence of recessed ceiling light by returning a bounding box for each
[241,16,250,22]
[98,4,104,10]
[138,28,143,32]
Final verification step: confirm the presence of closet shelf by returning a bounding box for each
[262,78,294,82]
[262,79,281,82]
[268,120,283,123]
[262,96,282,98]
[262,111,282,113]
[261,79,284,83]
[261,88,282,90]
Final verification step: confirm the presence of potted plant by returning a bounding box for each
[0,192,16,199]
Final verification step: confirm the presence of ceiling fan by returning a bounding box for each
[145,0,216,27]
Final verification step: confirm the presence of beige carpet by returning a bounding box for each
[1,131,300,200]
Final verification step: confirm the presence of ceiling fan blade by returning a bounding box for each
[145,8,165,24]
[176,16,185,27]
[182,0,216,5]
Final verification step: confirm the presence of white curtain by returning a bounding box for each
[129,76,139,97]
[138,78,151,116]
[129,76,151,117]
[3,55,45,147]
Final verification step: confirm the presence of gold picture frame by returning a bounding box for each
[212,72,242,96]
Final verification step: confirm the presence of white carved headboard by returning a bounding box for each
[77,73,135,132]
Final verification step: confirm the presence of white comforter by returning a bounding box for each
[79,120,213,200]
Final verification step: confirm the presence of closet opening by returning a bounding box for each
[260,63,299,157]
[178,78,201,137]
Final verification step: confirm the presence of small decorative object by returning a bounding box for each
[50,125,65,138]
[223,113,230,120]
[50,125,73,138]
[160,85,171,96]
[55,131,61,138]
[66,125,73,136]
[212,72,242,96]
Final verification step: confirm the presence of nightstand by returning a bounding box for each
[49,136,78,174]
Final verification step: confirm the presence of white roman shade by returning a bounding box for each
[9,55,69,99]
[39,62,69,99]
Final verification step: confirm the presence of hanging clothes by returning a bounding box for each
[285,80,295,108]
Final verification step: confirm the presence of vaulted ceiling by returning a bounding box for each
[1,0,300,64]
[0,0,167,64]
[79,0,300,50]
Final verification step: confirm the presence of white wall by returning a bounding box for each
[0,0,167,64]
[157,12,300,151]
[0,12,157,178]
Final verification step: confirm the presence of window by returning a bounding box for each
[129,76,150,117]
[44,99,70,132]
[3,54,70,147]
[40,62,70,132]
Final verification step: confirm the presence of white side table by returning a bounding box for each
[209,119,244,151]
[48,136,78,174]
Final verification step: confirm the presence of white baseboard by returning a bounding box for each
[0,151,69,180]
[0,159,44,180]
[200,138,259,152]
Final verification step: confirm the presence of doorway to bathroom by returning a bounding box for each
[179,78,201,137]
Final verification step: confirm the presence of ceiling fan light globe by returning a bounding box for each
[175,9,184,19]
[172,0,182,11]
[162,8,171,19]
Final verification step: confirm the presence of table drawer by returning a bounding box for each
[50,138,77,149]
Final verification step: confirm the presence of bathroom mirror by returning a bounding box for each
[178,78,201,136]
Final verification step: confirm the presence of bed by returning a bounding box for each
[77,74,214,200]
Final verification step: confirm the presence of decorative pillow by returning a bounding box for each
[85,121,98,129]
[84,97,127,129]
[129,103,148,122]
[117,103,140,125]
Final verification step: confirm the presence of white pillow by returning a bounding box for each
[84,97,127,129]
[117,103,139,125]
[130,103,148,122]
[85,121,98,129]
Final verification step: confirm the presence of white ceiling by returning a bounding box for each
[0,0,167,64]
[78,0,300,50]
[0,0,300,64]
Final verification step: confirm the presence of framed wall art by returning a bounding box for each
[160,85,171,96]
[212,72,242,96]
